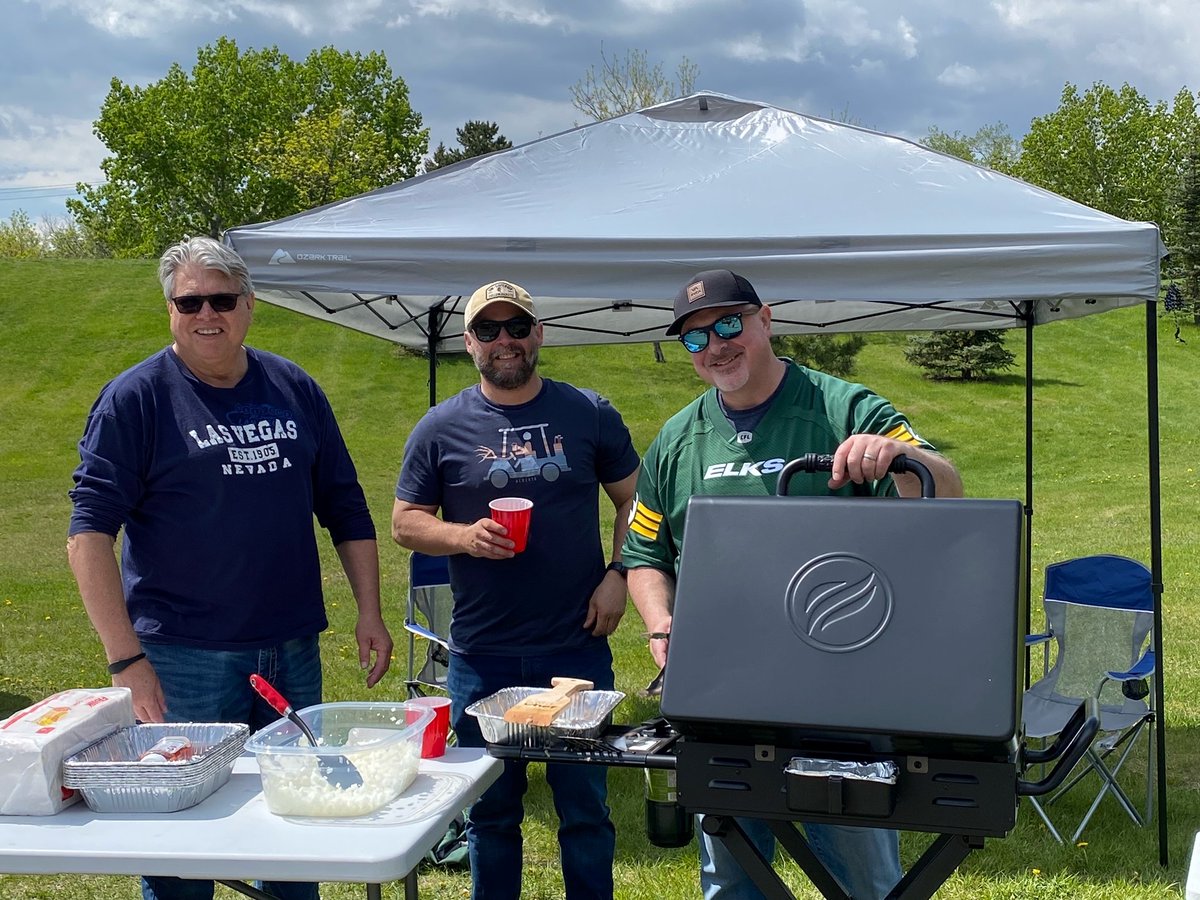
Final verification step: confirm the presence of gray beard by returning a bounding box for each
[479,346,538,390]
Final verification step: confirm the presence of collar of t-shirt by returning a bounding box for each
[716,368,789,443]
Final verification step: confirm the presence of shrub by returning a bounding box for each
[904,329,1016,380]
[770,333,867,378]
[0,211,43,259]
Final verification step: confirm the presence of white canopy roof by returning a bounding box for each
[225,92,1164,351]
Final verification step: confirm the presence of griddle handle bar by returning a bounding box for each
[776,453,935,498]
[1016,697,1100,797]
[643,753,679,770]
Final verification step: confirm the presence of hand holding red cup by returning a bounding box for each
[489,497,533,553]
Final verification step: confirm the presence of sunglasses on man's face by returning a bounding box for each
[679,312,748,353]
[170,292,241,315]
[470,316,535,342]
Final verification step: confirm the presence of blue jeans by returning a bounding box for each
[139,637,323,900]
[448,640,616,900]
[699,815,901,899]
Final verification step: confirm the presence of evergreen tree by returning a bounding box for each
[904,330,1016,381]
[424,121,513,172]
[770,334,866,379]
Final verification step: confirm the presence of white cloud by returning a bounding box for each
[0,106,105,219]
[408,0,564,27]
[937,63,981,90]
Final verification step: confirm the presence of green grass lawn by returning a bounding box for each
[0,259,1196,898]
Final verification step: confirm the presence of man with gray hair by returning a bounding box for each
[67,236,392,900]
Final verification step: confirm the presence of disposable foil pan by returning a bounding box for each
[466,687,625,747]
[63,722,248,813]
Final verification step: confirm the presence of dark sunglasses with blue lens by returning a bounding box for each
[470,316,535,342]
[679,311,749,353]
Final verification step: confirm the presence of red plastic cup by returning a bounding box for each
[489,497,533,553]
[407,696,451,758]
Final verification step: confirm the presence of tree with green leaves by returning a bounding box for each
[921,122,1018,173]
[1013,82,1197,247]
[68,38,427,257]
[569,46,698,123]
[0,211,42,259]
[770,333,866,379]
[904,330,1016,381]
[424,121,513,172]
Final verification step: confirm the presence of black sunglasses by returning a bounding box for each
[170,292,241,314]
[471,316,535,342]
[679,312,747,353]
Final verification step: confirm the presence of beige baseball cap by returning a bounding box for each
[464,280,538,330]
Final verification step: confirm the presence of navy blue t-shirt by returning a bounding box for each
[395,379,639,655]
[69,347,375,649]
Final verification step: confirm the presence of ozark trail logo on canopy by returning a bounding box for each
[269,249,295,265]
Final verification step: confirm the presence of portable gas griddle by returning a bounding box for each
[487,455,1097,900]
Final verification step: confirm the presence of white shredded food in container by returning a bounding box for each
[257,739,420,817]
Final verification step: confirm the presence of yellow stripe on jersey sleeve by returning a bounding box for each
[629,501,663,540]
[884,423,923,445]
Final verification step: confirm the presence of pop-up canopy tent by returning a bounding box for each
[225,91,1169,863]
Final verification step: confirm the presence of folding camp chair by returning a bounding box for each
[1022,554,1156,843]
[405,551,454,699]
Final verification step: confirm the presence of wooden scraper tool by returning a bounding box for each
[502,677,594,727]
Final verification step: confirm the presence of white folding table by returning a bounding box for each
[0,747,501,899]
[1187,832,1200,900]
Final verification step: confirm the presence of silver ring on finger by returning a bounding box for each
[863,453,877,461]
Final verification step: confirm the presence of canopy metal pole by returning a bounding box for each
[1024,314,1034,689]
[426,304,447,407]
[1145,299,1168,867]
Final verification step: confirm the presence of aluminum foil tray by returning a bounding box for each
[466,687,624,747]
[63,722,248,813]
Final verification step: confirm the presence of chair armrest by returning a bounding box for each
[1107,647,1155,682]
[1025,633,1052,647]
[404,620,450,650]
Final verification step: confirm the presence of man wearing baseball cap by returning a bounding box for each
[393,279,640,900]
[623,269,962,899]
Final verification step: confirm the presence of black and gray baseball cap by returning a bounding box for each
[666,269,763,335]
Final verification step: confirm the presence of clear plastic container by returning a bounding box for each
[245,701,432,817]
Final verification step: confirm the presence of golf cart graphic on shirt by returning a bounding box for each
[475,423,571,489]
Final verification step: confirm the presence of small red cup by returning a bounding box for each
[489,497,533,553]
[407,696,451,758]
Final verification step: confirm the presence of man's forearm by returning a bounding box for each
[66,531,141,662]
[628,566,676,629]
[334,538,383,617]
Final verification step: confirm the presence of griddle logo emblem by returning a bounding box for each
[785,554,894,653]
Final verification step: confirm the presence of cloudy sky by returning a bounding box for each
[4,0,1199,224]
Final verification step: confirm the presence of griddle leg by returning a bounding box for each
[701,815,807,900]
[884,834,983,900]
[768,820,851,900]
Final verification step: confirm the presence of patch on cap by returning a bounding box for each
[686,281,707,303]
[485,281,520,302]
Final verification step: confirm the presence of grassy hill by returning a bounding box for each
[0,259,1195,898]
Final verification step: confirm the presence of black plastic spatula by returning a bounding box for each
[249,674,364,789]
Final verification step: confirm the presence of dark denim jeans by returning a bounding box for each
[448,640,616,900]
[139,636,323,900]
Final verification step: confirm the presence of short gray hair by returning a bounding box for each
[158,236,254,300]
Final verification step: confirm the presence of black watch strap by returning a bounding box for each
[107,652,146,675]
[605,560,628,579]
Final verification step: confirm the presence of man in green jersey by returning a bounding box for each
[622,269,962,900]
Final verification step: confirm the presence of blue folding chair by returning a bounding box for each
[1022,554,1156,843]
[405,551,454,700]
